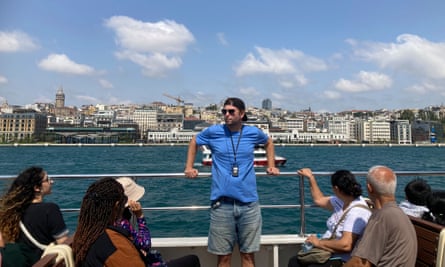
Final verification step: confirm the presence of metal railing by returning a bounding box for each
[1,171,445,236]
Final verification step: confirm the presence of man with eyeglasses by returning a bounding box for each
[185,97,280,267]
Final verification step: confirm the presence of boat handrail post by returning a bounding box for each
[299,174,306,236]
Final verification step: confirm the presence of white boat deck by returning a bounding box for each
[152,234,306,267]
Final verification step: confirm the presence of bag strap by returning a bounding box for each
[330,203,370,239]
[19,221,47,250]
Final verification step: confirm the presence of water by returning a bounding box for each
[0,145,444,237]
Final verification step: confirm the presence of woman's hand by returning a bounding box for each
[297,168,314,179]
[128,200,143,218]
[306,234,321,247]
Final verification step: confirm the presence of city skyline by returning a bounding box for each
[1,1,445,113]
[5,87,444,114]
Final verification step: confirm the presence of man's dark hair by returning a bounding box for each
[223,97,248,121]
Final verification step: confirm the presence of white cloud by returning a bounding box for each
[234,47,326,90]
[0,30,39,52]
[217,32,228,46]
[76,95,100,104]
[239,86,260,97]
[106,96,132,105]
[115,50,182,77]
[335,71,392,92]
[99,79,113,89]
[350,34,445,80]
[234,46,328,77]
[104,16,195,77]
[38,54,96,75]
[278,80,295,89]
[323,90,341,99]
[271,92,286,100]
[0,75,8,84]
[278,74,308,88]
[405,82,439,94]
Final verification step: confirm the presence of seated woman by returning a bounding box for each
[115,177,200,267]
[288,168,372,267]
[72,177,146,267]
[0,166,69,266]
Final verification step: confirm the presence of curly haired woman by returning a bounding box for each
[0,166,68,266]
[72,177,146,267]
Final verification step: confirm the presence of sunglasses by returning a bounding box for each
[221,109,236,115]
[42,177,52,183]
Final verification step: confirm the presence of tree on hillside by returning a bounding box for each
[399,109,415,122]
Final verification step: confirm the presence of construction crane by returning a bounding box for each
[163,93,185,106]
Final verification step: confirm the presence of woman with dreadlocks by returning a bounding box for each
[72,177,146,267]
[0,166,69,266]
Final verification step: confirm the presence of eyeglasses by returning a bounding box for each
[221,109,236,115]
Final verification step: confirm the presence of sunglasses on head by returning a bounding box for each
[221,109,236,115]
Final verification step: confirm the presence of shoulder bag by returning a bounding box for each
[297,204,370,264]
[19,221,74,267]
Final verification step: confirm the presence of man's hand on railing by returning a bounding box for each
[266,167,280,175]
[184,168,199,179]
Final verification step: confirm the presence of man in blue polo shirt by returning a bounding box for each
[184,97,279,267]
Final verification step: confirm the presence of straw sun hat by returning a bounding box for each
[116,177,145,201]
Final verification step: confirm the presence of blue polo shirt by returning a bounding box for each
[195,124,269,203]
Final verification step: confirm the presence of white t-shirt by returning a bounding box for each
[399,199,429,218]
[322,196,372,261]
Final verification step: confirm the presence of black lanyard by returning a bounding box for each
[229,126,243,163]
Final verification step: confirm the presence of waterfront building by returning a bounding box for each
[244,119,270,133]
[129,108,157,139]
[390,120,412,144]
[305,119,318,132]
[296,131,348,143]
[93,110,116,127]
[199,109,220,124]
[272,119,288,131]
[284,117,304,131]
[183,117,206,130]
[0,109,47,142]
[369,120,391,143]
[45,126,137,144]
[147,129,195,143]
[349,119,358,143]
[357,120,391,143]
[269,129,295,143]
[156,113,183,131]
[327,116,351,140]
[412,120,443,144]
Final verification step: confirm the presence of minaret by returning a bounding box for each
[55,87,65,108]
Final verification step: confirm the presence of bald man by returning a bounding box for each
[344,165,417,267]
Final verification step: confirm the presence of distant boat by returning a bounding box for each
[200,145,287,167]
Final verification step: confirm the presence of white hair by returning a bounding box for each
[367,165,397,196]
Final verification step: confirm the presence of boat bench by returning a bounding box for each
[409,216,445,267]
[32,235,73,267]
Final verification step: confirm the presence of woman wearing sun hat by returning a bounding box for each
[115,177,151,253]
[116,177,201,267]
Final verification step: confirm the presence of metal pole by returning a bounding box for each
[299,174,305,236]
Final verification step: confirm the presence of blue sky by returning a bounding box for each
[1,0,445,112]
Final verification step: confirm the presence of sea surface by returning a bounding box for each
[0,145,444,238]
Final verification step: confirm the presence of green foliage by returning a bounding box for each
[399,109,415,122]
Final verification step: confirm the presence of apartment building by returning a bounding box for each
[0,109,47,142]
